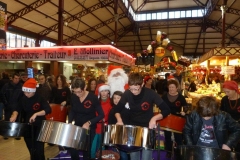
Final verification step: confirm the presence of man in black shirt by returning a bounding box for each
[115,73,170,160]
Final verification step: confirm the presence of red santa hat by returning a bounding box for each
[107,65,123,75]
[95,83,110,98]
[22,78,38,92]
[167,75,175,81]
[144,76,152,84]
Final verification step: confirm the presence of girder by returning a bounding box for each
[8,0,50,25]
[205,0,219,17]
[63,13,127,43]
[215,5,240,16]
[39,0,113,36]
[87,26,128,45]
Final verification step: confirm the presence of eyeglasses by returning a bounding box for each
[73,89,84,94]
[129,87,141,92]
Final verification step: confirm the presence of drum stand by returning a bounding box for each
[156,124,161,160]
[30,123,35,160]
[171,132,176,160]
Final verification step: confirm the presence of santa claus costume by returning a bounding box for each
[107,65,128,97]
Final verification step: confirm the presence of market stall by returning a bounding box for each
[184,47,240,108]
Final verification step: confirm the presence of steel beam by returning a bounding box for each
[39,0,113,36]
[8,0,50,25]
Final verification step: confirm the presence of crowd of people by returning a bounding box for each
[0,66,240,160]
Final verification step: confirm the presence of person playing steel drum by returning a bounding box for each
[114,72,171,160]
[161,79,188,158]
[68,77,104,160]
[183,96,240,151]
[10,78,51,160]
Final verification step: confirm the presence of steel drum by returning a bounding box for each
[177,145,240,160]
[103,125,155,152]
[0,121,27,137]
[37,120,89,150]
[157,114,186,133]
[45,104,67,122]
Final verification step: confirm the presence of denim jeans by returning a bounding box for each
[120,150,129,160]
[0,103,4,120]
[130,149,152,160]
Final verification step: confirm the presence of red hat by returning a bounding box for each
[144,76,151,84]
[167,75,175,81]
[22,78,38,92]
[107,65,122,75]
[223,81,240,94]
[95,83,110,98]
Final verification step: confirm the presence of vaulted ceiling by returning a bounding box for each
[3,0,240,58]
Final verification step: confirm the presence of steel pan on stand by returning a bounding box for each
[37,120,89,151]
[45,104,67,122]
[103,125,155,152]
[177,145,240,160]
[157,114,186,134]
[0,120,27,137]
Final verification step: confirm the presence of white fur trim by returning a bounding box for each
[22,87,36,92]
[98,85,110,93]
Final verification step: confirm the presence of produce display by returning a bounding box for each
[188,83,225,107]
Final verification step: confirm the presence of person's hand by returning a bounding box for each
[29,113,37,123]
[82,121,90,129]
[61,101,66,106]
[180,111,186,116]
[149,118,157,129]
[116,121,124,125]
[222,144,231,151]
[10,115,17,122]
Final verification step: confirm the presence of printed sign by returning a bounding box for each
[0,45,135,66]
[221,66,235,74]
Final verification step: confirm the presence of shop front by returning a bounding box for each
[0,45,135,79]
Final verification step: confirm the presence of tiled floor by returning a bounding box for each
[0,136,59,160]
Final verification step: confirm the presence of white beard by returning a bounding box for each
[108,76,126,97]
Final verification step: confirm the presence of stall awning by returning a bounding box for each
[198,47,240,64]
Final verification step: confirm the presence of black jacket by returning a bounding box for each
[183,110,240,150]
[0,81,23,110]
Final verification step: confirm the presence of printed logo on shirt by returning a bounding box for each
[175,101,181,107]
[84,100,92,108]
[237,106,240,112]
[141,102,150,110]
[62,91,66,96]
[199,125,215,144]
[32,103,40,110]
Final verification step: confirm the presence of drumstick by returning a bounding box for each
[181,106,183,112]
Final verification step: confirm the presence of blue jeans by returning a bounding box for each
[130,149,152,160]
[0,103,4,120]
[120,150,129,160]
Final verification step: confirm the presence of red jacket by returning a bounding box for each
[96,98,112,134]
